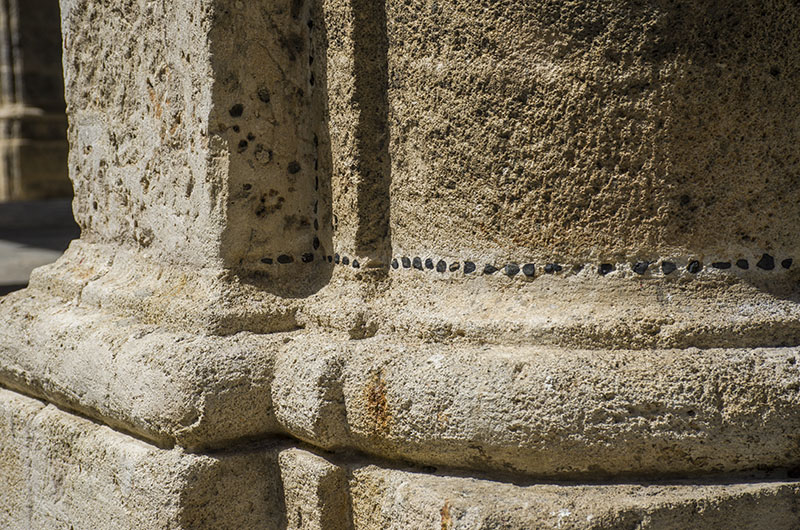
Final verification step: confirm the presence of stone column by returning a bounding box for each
[0,0,69,201]
[0,0,799,528]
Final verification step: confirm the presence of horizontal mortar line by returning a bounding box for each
[256,250,794,278]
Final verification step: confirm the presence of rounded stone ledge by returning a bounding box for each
[275,337,800,479]
[304,268,800,350]
[2,286,799,478]
[348,465,800,530]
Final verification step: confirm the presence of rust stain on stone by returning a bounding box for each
[364,371,390,433]
[440,500,452,530]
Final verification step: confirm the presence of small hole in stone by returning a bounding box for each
[243,183,252,191]
[229,104,244,117]
[598,264,614,275]
[736,259,749,270]
[302,253,314,263]
[288,161,301,174]
[237,140,248,153]
[277,254,293,264]
[261,257,273,264]
[232,125,240,133]
[782,258,793,269]
[313,237,320,249]
[247,133,255,141]
[257,87,270,104]
[687,410,695,417]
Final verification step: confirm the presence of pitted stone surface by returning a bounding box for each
[0,388,283,530]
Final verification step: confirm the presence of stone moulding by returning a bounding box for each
[1,275,799,479]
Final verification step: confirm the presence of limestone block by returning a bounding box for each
[60,0,331,275]
[349,466,800,530]
[0,388,284,530]
[278,448,352,530]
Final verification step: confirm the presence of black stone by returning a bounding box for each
[463,261,476,274]
[736,259,749,270]
[402,257,411,268]
[327,255,333,263]
[483,264,498,275]
[237,140,248,153]
[301,253,314,263]
[632,261,649,275]
[425,258,434,270]
[522,263,535,277]
[757,253,775,270]
[288,161,301,174]
[504,263,520,276]
[229,104,244,117]
[352,260,360,268]
[313,237,320,250]
[544,263,561,274]
[436,260,446,273]
[341,256,350,265]
[334,253,340,264]
[782,258,793,269]
[257,88,270,104]
[277,254,293,264]
[247,133,256,141]
[598,264,614,276]
[687,260,702,274]
[261,257,273,264]
[391,258,399,269]
[662,261,677,275]
[449,262,460,272]
[232,125,240,133]
[711,262,731,269]
[314,219,319,230]
[412,257,423,270]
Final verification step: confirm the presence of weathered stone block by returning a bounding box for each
[0,388,284,529]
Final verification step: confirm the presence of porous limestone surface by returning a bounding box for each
[344,0,799,265]
[349,465,800,529]
[61,0,330,275]
[2,282,799,478]
[0,388,283,530]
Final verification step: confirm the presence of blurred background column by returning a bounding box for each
[0,0,69,201]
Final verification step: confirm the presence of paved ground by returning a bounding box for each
[0,199,79,295]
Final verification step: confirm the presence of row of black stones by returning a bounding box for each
[259,252,793,276]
